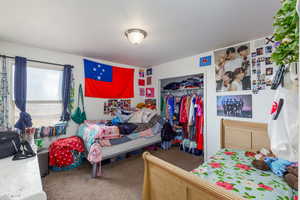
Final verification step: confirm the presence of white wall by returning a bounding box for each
[151,37,276,160]
[0,40,144,146]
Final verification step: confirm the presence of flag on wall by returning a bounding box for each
[199,55,212,67]
[84,59,134,98]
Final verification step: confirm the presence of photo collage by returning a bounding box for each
[251,38,276,93]
[104,99,131,115]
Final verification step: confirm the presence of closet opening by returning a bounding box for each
[159,73,206,159]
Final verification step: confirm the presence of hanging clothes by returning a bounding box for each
[179,96,189,123]
[195,96,204,150]
[166,95,175,125]
[188,95,196,125]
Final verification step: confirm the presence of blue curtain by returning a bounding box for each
[14,56,32,131]
[61,65,73,121]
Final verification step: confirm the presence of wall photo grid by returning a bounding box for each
[104,99,131,115]
[214,37,277,94]
[214,37,277,119]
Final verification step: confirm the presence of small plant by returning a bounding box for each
[271,0,299,65]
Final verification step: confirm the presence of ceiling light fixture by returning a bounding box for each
[125,28,147,45]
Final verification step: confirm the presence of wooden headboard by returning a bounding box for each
[220,119,270,152]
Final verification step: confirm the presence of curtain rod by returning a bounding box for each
[0,54,73,68]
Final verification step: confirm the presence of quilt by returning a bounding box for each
[192,148,297,200]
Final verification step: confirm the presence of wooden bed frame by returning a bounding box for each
[142,119,270,200]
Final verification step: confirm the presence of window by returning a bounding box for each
[12,65,63,127]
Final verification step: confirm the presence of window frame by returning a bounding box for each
[9,60,64,125]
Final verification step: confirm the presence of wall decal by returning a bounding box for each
[265,36,275,44]
[199,55,212,67]
[217,95,252,118]
[214,43,251,92]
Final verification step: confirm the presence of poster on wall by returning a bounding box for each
[147,77,152,85]
[138,79,145,86]
[139,69,145,77]
[251,38,276,94]
[146,68,152,76]
[214,43,251,92]
[199,55,212,67]
[146,88,155,98]
[217,95,252,118]
[139,88,145,96]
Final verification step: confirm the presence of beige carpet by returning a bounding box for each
[42,147,203,200]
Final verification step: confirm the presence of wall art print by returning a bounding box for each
[146,88,155,98]
[147,76,152,85]
[139,88,145,96]
[217,94,252,118]
[215,43,251,92]
[138,79,145,86]
[139,69,145,78]
[199,55,212,67]
[146,68,152,76]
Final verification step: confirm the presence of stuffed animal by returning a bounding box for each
[252,160,270,171]
[251,148,275,171]
[284,166,298,190]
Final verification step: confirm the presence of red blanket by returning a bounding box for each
[49,136,85,167]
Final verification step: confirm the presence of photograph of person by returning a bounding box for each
[214,43,251,92]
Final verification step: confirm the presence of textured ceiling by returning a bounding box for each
[0,0,280,67]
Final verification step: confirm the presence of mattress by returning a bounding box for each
[191,148,297,200]
[77,121,162,161]
[102,134,161,160]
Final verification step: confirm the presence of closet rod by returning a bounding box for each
[0,54,73,68]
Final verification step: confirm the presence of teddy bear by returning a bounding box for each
[284,165,298,190]
[251,148,275,171]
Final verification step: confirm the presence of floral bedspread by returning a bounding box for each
[192,148,297,200]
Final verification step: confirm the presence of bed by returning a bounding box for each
[77,114,162,177]
[142,119,297,200]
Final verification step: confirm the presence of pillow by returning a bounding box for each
[128,110,144,123]
[142,109,158,123]
[128,108,158,123]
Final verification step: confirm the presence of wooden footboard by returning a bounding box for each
[142,152,244,200]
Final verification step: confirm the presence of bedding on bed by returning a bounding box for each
[77,116,162,153]
[192,148,297,200]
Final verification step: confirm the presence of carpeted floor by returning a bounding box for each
[42,147,203,200]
